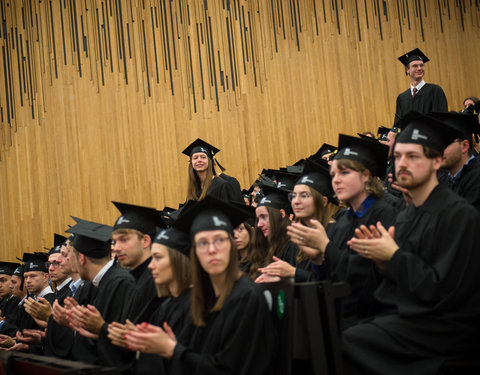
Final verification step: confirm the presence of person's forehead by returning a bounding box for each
[48,253,60,261]
[394,142,424,153]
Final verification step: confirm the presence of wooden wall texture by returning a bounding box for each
[0,0,479,259]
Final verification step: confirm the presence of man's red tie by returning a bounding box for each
[412,87,418,98]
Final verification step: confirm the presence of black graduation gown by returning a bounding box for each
[134,290,192,375]
[169,277,275,375]
[15,290,56,333]
[394,83,448,126]
[343,184,480,375]
[278,241,298,266]
[126,257,159,323]
[445,160,480,214]
[72,263,135,365]
[0,296,20,336]
[324,198,396,326]
[204,176,243,203]
[44,280,97,359]
[219,173,244,203]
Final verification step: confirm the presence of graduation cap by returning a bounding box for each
[398,48,429,67]
[182,138,225,171]
[112,201,166,239]
[286,165,304,174]
[334,134,389,177]
[314,143,337,158]
[22,253,49,273]
[377,126,391,141]
[0,262,20,276]
[231,201,256,227]
[463,101,480,115]
[296,158,335,202]
[66,217,113,259]
[358,133,380,142]
[429,112,480,142]
[396,111,462,152]
[153,227,192,257]
[13,265,23,277]
[257,185,292,214]
[257,173,276,188]
[48,233,68,255]
[174,196,250,239]
[274,171,301,191]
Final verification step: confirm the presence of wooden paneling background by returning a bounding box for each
[0,0,479,259]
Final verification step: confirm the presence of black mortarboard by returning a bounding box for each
[182,138,225,171]
[112,201,165,239]
[0,262,19,276]
[314,143,337,158]
[182,138,220,158]
[464,102,480,115]
[174,196,249,239]
[398,48,429,67]
[377,126,391,141]
[358,133,380,142]
[13,265,23,277]
[153,228,191,257]
[429,112,480,141]
[257,185,292,214]
[162,206,176,214]
[231,201,256,227]
[396,111,462,152]
[334,134,389,177]
[23,253,49,273]
[67,217,112,258]
[286,165,304,174]
[49,233,68,255]
[274,171,301,191]
[258,174,276,188]
[296,158,335,202]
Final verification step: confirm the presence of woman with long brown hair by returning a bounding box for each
[125,197,274,374]
[108,227,192,375]
[287,135,397,326]
[249,186,299,282]
[257,158,341,282]
[182,139,242,203]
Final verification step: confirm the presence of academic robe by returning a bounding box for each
[343,184,480,375]
[394,83,448,126]
[443,159,480,214]
[324,198,396,326]
[126,257,159,323]
[0,296,20,336]
[134,290,192,375]
[44,280,96,359]
[72,263,135,365]
[169,277,275,375]
[201,176,243,203]
[15,291,56,333]
[219,173,244,203]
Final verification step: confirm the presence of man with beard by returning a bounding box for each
[343,111,480,375]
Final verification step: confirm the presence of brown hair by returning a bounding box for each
[186,159,215,201]
[334,159,384,200]
[112,228,147,241]
[190,234,240,327]
[248,206,291,279]
[294,186,339,262]
[155,247,191,297]
[422,145,443,159]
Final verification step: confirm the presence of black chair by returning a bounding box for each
[258,279,350,375]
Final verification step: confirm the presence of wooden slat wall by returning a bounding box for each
[0,0,479,258]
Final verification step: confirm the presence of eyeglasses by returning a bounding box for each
[46,261,61,268]
[195,237,230,252]
[288,192,312,202]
